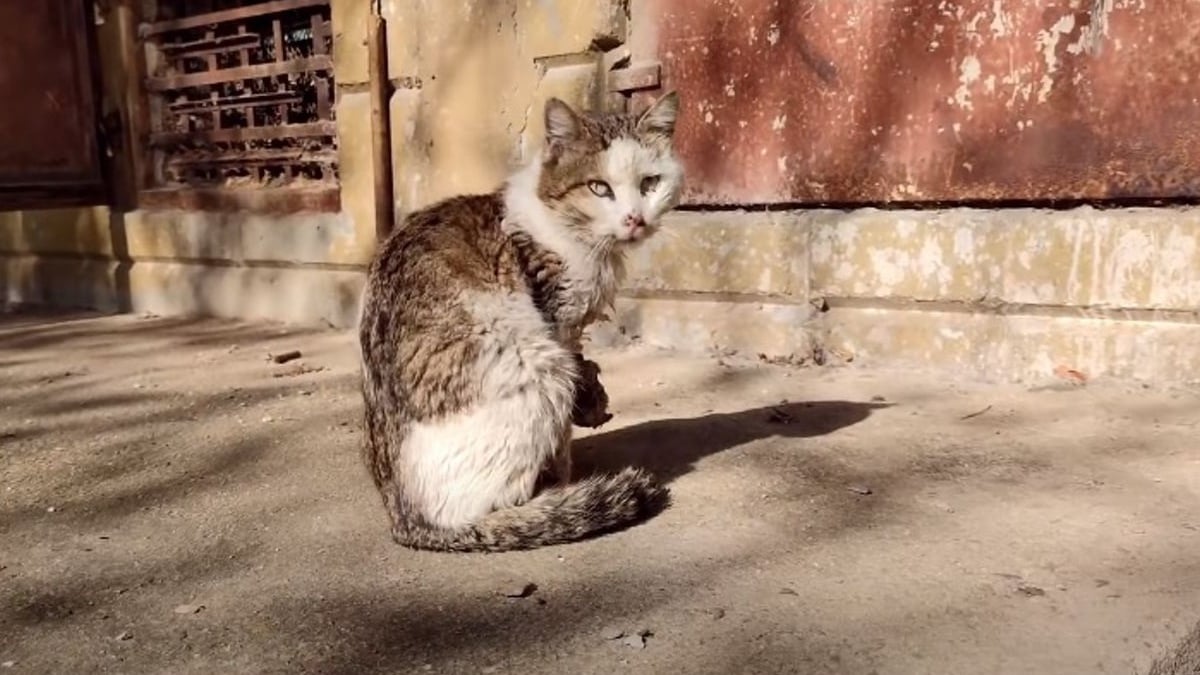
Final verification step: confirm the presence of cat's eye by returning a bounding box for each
[640,175,661,195]
[587,180,614,199]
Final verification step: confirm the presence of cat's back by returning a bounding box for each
[366,192,510,305]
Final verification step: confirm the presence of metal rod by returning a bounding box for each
[367,10,395,241]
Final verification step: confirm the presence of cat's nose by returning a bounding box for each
[624,214,645,230]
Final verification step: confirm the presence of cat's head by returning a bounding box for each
[532,92,684,245]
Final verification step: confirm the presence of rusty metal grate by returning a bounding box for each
[140,0,337,210]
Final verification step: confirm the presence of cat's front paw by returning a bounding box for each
[572,357,613,429]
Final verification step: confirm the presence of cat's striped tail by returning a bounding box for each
[389,468,669,553]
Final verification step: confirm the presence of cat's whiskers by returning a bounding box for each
[584,236,615,264]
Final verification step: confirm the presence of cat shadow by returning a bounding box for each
[573,400,889,484]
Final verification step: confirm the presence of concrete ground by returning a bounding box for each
[1,312,1198,675]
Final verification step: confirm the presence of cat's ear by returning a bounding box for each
[637,90,680,138]
[544,97,582,148]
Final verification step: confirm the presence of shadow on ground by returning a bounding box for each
[576,401,890,483]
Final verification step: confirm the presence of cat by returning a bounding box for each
[357,92,685,552]
[1149,619,1200,675]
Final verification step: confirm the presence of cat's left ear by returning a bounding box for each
[545,97,582,148]
[637,90,680,138]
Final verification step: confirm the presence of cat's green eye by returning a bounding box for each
[587,180,614,199]
[640,175,661,195]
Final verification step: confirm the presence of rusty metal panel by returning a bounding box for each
[0,0,106,209]
[642,0,1200,205]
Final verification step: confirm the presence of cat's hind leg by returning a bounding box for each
[401,290,577,528]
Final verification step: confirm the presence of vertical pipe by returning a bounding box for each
[367,6,395,241]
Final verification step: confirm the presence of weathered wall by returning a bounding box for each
[0,0,622,327]
[635,0,1200,205]
[603,0,1200,383]
[383,0,625,211]
[4,0,1199,384]
[0,0,376,327]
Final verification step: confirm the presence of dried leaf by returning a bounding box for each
[1016,583,1046,597]
[767,408,793,424]
[1053,365,1088,385]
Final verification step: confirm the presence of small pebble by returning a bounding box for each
[271,350,302,364]
[173,604,204,615]
[115,631,133,641]
[503,583,537,599]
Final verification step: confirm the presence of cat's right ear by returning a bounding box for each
[637,90,680,138]
[544,98,582,152]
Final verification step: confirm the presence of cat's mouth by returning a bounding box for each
[615,223,654,244]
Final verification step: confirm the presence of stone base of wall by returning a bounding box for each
[606,206,1200,384]
[824,305,1200,383]
[7,204,1200,385]
[0,206,370,329]
[1,253,364,328]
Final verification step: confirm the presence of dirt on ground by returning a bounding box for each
[1,311,1198,675]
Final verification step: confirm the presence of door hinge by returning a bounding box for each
[98,109,123,159]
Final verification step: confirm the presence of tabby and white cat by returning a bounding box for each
[357,92,684,552]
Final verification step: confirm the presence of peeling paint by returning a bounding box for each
[1034,14,1076,103]
[989,0,1011,37]
[1074,0,1114,56]
[653,0,1200,203]
[953,55,983,109]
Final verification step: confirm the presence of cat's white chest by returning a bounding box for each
[554,254,621,349]
[561,256,618,323]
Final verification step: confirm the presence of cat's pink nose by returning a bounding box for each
[624,214,645,230]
